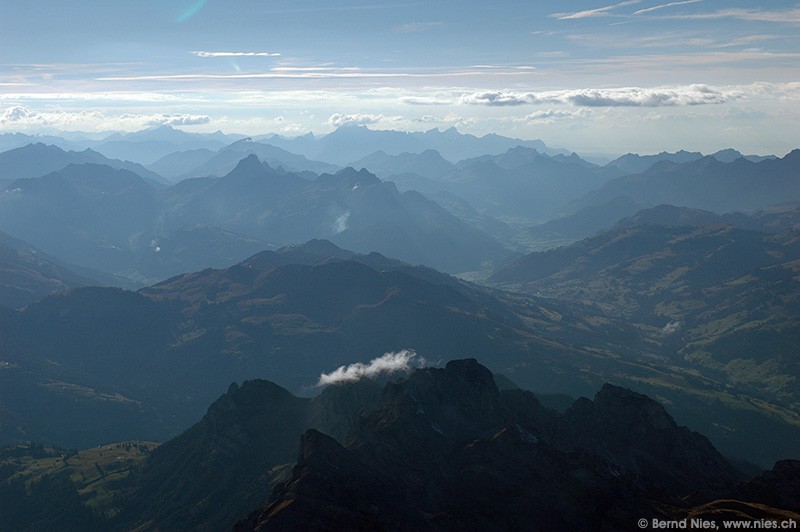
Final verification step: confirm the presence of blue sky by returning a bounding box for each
[1,0,798,155]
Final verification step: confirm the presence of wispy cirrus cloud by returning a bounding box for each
[662,6,800,24]
[395,21,444,32]
[461,84,741,107]
[95,66,537,84]
[192,51,281,58]
[633,0,702,16]
[400,96,453,105]
[552,0,641,20]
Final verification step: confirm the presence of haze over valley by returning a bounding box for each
[1,1,799,529]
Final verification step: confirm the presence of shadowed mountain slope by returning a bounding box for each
[2,362,797,530]
[239,360,752,531]
[0,243,577,451]
[490,223,800,465]
[0,231,97,309]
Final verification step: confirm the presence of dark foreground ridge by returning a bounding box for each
[2,359,798,531]
[236,360,797,531]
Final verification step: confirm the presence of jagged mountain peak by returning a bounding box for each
[324,166,383,188]
[229,153,264,172]
[277,238,350,259]
[591,383,676,430]
[783,148,800,162]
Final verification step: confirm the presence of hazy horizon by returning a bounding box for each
[1,1,799,156]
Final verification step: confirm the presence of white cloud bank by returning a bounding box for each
[328,113,384,127]
[0,106,211,131]
[146,113,210,126]
[2,105,37,122]
[460,85,740,107]
[316,350,427,386]
[523,109,585,124]
[327,113,404,127]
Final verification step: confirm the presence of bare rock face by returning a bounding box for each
[558,383,744,494]
[727,460,800,514]
[7,358,792,530]
[238,360,748,531]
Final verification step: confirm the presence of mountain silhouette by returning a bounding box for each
[238,360,749,530]
[575,151,800,214]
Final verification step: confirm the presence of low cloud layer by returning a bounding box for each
[2,105,36,122]
[147,114,210,126]
[192,51,281,58]
[662,321,682,335]
[460,85,738,107]
[328,113,385,127]
[524,109,584,124]
[316,350,427,386]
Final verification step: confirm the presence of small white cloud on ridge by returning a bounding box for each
[461,85,740,107]
[316,350,427,386]
[192,51,281,58]
[662,321,681,335]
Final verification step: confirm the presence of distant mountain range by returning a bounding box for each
[606,148,775,175]
[0,142,167,185]
[343,144,793,232]
[256,125,569,165]
[0,124,568,172]
[88,125,243,165]
[349,146,619,223]
[0,155,510,279]
[147,138,339,181]
[2,130,793,245]
[571,151,800,215]
[162,155,509,273]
